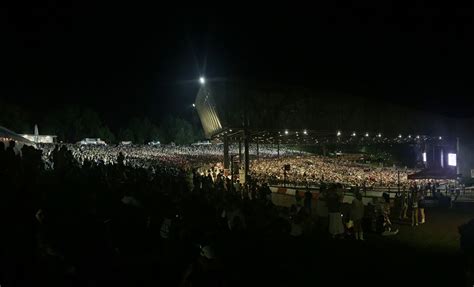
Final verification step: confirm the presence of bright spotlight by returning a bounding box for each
[377,133,382,138]
[303,130,307,135]
[398,134,402,138]
[365,132,369,137]
[416,135,420,139]
[439,136,442,140]
[337,131,341,136]
[285,130,289,135]
[192,103,196,107]
[199,77,205,84]
[352,132,356,137]
[408,135,412,138]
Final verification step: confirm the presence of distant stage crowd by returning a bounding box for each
[36,143,302,174]
[250,155,417,188]
[34,143,415,189]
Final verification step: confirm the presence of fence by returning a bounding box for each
[269,185,399,207]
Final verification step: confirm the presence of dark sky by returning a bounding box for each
[1,2,474,127]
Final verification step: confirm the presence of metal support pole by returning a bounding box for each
[440,148,444,168]
[277,140,280,158]
[239,138,242,163]
[432,145,435,168]
[423,143,429,168]
[244,130,250,181]
[456,137,460,176]
[223,135,229,170]
[397,170,400,194]
[230,155,234,183]
[256,140,259,158]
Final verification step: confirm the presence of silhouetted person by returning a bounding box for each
[304,189,312,214]
[327,189,344,238]
[180,245,224,287]
[351,192,365,240]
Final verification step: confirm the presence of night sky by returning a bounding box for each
[2,2,474,128]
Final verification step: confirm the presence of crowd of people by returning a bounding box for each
[0,141,345,286]
[38,144,219,172]
[250,155,416,187]
[36,143,418,190]
[28,142,417,189]
[1,140,470,286]
[36,143,301,173]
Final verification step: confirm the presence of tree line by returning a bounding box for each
[0,102,203,145]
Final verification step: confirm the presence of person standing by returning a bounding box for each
[399,187,408,220]
[411,187,419,226]
[233,180,241,195]
[418,190,426,224]
[295,189,302,206]
[382,192,398,235]
[290,214,304,237]
[242,184,250,200]
[304,189,312,212]
[180,245,224,287]
[250,186,257,201]
[316,190,329,233]
[264,183,272,202]
[351,192,365,240]
[327,189,344,238]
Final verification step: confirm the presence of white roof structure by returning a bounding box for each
[21,134,57,144]
[0,126,33,145]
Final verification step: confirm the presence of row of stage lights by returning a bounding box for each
[279,130,443,140]
[281,130,308,136]
[217,129,443,142]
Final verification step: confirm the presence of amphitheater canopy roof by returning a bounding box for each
[194,79,456,142]
[212,128,448,146]
[0,126,33,144]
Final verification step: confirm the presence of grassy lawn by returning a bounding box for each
[382,207,474,252]
[225,194,474,286]
[273,193,474,252]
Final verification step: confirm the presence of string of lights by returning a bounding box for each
[211,128,448,145]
